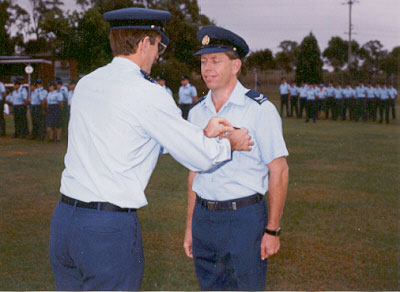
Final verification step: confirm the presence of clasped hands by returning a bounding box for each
[203,117,254,151]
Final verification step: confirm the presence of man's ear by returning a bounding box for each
[233,59,242,75]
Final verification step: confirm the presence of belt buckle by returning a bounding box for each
[207,201,217,211]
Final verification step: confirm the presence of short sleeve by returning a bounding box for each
[191,86,197,97]
[255,101,289,165]
[0,83,5,93]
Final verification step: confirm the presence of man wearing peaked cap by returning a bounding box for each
[178,74,198,119]
[49,7,253,291]
[184,25,289,291]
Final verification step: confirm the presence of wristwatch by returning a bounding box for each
[264,227,281,236]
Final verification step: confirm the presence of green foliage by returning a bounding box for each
[323,36,360,72]
[0,0,14,56]
[295,32,323,84]
[244,49,275,71]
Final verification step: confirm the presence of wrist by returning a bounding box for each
[264,226,281,236]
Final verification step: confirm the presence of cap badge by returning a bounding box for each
[202,35,210,45]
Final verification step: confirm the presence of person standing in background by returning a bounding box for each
[388,84,397,120]
[333,83,343,121]
[365,82,376,122]
[324,82,335,120]
[298,82,308,118]
[45,81,64,142]
[6,80,29,138]
[279,77,290,117]
[0,80,6,136]
[156,76,173,96]
[178,75,197,119]
[288,81,299,118]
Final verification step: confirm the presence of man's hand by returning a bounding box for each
[203,117,234,138]
[223,128,254,151]
[260,233,280,260]
[183,228,193,258]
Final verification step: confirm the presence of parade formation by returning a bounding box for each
[279,78,397,123]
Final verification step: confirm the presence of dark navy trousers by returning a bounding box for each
[192,197,268,291]
[49,201,144,291]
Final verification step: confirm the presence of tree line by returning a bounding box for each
[1,0,399,90]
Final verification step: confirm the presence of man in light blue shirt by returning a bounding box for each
[0,80,6,136]
[378,83,390,124]
[49,8,253,291]
[56,79,69,129]
[6,80,29,138]
[333,84,343,121]
[279,77,290,117]
[184,26,289,291]
[342,84,354,120]
[306,84,317,123]
[178,75,197,119]
[355,82,367,121]
[298,82,308,118]
[156,75,173,96]
[289,81,299,117]
[365,82,377,121]
[388,84,397,120]
[325,82,335,119]
[29,79,47,140]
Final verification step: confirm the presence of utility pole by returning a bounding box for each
[343,0,358,70]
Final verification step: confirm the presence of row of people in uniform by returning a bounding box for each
[279,78,397,123]
[0,79,75,141]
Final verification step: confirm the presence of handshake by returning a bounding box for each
[203,117,254,151]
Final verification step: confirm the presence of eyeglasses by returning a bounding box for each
[158,42,167,55]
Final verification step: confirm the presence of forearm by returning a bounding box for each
[266,160,289,229]
[186,171,197,230]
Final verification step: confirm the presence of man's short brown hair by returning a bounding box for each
[224,51,240,60]
[109,29,160,56]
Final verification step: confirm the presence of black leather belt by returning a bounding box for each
[196,193,263,211]
[60,194,137,212]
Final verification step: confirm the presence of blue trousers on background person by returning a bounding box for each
[49,198,144,291]
[192,196,268,291]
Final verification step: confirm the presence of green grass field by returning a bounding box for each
[1,93,399,290]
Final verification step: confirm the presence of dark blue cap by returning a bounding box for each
[36,78,43,84]
[103,7,171,46]
[194,26,249,59]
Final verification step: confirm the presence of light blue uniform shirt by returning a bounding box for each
[366,87,375,98]
[299,86,308,98]
[10,87,28,105]
[373,87,381,99]
[0,82,5,101]
[60,57,232,208]
[178,83,197,104]
[325,86,335,97]
[334,88,343,99]
[279,82,289,94]
[388,88,397,99]
[46,91,63,105]
[289,85,299,96]
[31,88,47,105]
[355,86,366,98]
[306,88,316,100]
[379,87,389,100]
[189,81,288,201]
[67,90,74,106]
[316,88,325,99]
[57,85,69,102]
[342,88,354,99]
[162,85,173,96]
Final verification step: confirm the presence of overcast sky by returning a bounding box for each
[15,0,400,54]
[197,0,400,53]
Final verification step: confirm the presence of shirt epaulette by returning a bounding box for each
[245,89,268,105]
[190,95,206,109]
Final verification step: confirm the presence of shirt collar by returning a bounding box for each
[204,80,247,112]
[111,57,141,74]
